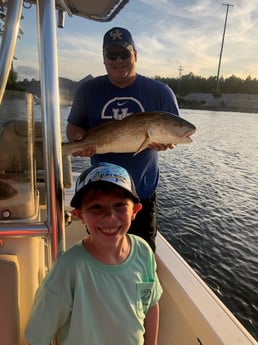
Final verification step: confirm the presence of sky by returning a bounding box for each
[12,0,258,81]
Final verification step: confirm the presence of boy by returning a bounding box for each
[25,162,163,345]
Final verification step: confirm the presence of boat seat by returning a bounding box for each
[0,119,72,216]
[0,254,20,345]
[0,119,72,188]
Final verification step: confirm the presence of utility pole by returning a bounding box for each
[216,3,234,93]
[177,65,183,96]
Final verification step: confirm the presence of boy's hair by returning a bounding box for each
[81,180,138,205]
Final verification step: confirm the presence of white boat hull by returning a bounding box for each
[156,234,257,345]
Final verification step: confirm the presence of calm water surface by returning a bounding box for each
[60,107,258,340]
[158,109,258,340]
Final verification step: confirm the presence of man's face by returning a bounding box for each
[103,46,137,86]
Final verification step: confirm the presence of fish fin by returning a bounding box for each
[133,137,152,156]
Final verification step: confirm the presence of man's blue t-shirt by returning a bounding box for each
[68,74,179,198]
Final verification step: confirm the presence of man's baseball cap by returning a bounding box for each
[103,27,135,50]
[70,162,139,208]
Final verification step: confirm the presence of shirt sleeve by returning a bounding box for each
[25,284,72,345]
[150,261,163,307]
[67,83,90,128]
[161,83,180,115]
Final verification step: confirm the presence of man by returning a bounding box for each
[66,27,180,251]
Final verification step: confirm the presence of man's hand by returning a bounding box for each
[148,143,176,151]
[72,145,96,157]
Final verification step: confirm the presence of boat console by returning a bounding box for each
[0,90,72,220]
[0,91,39,221]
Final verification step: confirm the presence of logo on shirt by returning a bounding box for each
[101,97,144,120]
[136,282,154,315]
[117,101,128,107]
[140,288,152,308]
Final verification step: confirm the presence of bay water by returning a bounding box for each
[59,106,257,340]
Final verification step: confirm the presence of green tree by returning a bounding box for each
[223,75,243,93]
[154,73,258,96]
[7,68,23,90]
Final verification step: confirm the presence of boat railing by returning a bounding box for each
[0,0,65,251]
[0,1,66,344]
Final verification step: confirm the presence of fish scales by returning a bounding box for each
[62,111,196,156]
[84,119,147,152]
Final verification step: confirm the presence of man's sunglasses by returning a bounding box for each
[104,50,133,61]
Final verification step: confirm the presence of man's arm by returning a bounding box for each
[66,123,87,142]
[144,302,160,345]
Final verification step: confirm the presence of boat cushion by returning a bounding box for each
[0,254,20,345]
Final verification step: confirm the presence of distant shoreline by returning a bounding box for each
[179,105,258,114]
[178,93,258,114]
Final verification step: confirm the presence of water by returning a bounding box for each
[60,107,258,340]
[157,109,258,340]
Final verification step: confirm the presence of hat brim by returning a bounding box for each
[70,181,139,208]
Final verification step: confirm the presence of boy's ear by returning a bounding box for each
[71,208,83,219]
[132,203,142,220]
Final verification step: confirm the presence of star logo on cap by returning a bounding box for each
[110,29,123,41]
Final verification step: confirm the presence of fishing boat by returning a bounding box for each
[0,1,257,344]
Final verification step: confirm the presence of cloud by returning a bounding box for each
[16,65,39,81]
[12,0,258,80]
[57,32,106,79]
[135,0,258,78]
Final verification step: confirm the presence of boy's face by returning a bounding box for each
[73,188,142,248]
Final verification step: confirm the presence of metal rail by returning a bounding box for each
[0,0,23,103]
[37,0,66,260]
[0,224,49,237]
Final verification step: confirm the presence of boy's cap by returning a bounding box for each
[103,27,135,50]
[70,162,139,208]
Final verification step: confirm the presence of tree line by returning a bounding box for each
[156,73,258,96]
[6,73,258,97]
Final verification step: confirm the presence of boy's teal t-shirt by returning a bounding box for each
[25,234,163,345]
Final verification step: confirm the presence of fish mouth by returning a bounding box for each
[177,129,195,143]
[181,125,196,135]
[182,136,193,143]
[178,129,195,139]
[185,129,196,137]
